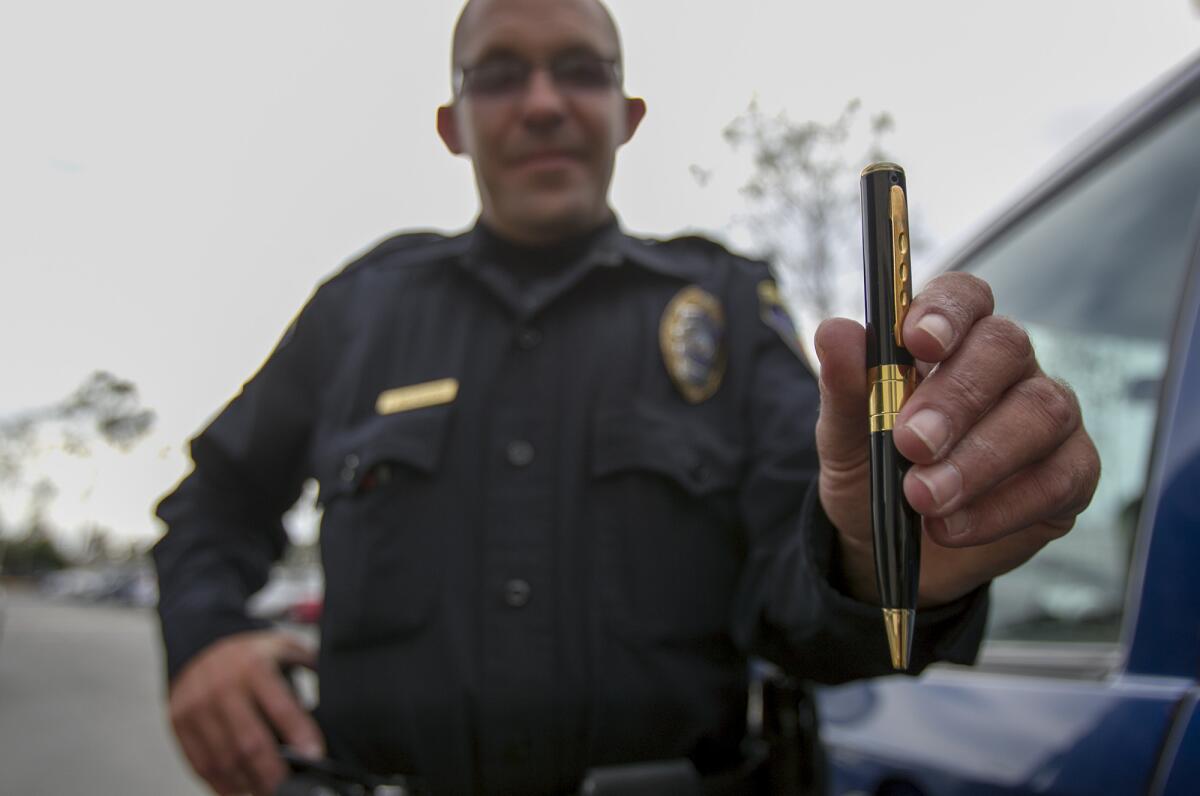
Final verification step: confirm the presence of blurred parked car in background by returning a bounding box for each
[39,564,157,608]
[816,52,1200,796]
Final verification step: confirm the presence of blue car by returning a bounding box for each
[817,52,1200,795]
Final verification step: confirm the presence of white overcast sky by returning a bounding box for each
[2,1,1198,545]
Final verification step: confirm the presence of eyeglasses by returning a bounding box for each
[454,52,623,100]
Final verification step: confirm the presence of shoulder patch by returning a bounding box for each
[660,285,727,404]
[758,279,805,359]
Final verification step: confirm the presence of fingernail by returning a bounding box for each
[905,409,950,457]
[299,743,323,760]
[916,313,954,354]
[914,462,962,509]
[943,511,970,538]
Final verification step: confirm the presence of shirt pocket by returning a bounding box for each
[590,400,745,643]
[315,403,453,650]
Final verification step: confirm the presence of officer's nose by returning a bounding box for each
[520,67,567,132]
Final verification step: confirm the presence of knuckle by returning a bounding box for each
[1038,467,1067,511]
[936,271,994,314]
[960,272,995,312]
[977,315,1032,368]
[938,364,991,419]
[1044,516,1076,540]
[234,733,268,763]
[1018,376,1077,433]
[1070,439,1101,509]
[986,491,1026,537]
[957,431,1003,477]
[1043,379,1079,432]
[1043,453,1089,518]
[1085,435,1102,482]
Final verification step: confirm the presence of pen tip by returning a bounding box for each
[883,608,915,670]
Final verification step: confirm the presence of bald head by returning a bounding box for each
[451,0,622,71]
[436,0,645,246]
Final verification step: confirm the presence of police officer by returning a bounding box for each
[153,1,1100,794]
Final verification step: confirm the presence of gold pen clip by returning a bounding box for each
[889,185,912,348]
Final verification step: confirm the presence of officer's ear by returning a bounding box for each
[620,97,647,145]
[437,104,465,155]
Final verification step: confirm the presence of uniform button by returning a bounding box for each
[340,454,359,483]
[504,578,531,608]
[516,327,542,350]
[506,440,535,467]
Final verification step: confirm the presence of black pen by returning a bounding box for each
[860,162,921,670]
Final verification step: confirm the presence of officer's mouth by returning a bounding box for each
[512,150,582,171]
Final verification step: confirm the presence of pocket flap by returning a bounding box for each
[317,403,453,503]
[592,401,740,496]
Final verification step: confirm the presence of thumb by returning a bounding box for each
[813,318,870,471]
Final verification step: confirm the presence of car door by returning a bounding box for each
[817,54,1200,796]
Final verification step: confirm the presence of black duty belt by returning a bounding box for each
[579,741,768,796]
[276,743,768,796]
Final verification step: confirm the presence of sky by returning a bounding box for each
[2,1,1198,546]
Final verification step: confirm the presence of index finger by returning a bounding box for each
[903,271,995,363]
[250,665,326,760]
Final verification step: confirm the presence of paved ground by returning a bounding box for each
[0,586,209,795]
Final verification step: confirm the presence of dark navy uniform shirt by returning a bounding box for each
[153,222,988,796]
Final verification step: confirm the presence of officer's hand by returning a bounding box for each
[813,271,1100,606]
[168,630,324,796]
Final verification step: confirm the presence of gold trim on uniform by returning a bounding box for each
[660,285,726,404]
[868,364,916,433]
[376,378,459,415]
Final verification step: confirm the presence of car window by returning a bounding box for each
[965,95,1200,644]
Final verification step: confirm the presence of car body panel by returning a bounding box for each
[1126,250,1200,679]
[820,671,1192,795]
[1155,689,1200,795]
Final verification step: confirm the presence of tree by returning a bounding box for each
[714,99,897,338]
[0,480,68,574]
[0,371,155,561]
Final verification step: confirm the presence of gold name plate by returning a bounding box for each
[376,378,459,415]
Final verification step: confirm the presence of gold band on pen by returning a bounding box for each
[861,162,906,177]
[868,364,916,433]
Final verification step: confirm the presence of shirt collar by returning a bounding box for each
[459,217,701,282]
[453,217,706,318]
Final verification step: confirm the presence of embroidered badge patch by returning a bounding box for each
[757,280,804,359]
[660,286,726,404]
